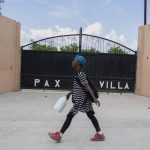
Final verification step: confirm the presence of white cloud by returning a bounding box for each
[105,30,127,44]
[54,26,77,35]
[21,26,78,44]
[130,40,137,50]
[21,22,103,45]
[105,30,137,50]
[21,31,31,45]
[21,22,137,50]
[83,22,103,35]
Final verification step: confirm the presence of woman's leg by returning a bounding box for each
[60,111,75,134]
[86,111,101,132]
[48,111,76,142]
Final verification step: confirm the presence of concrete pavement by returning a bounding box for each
[0,90,150,150]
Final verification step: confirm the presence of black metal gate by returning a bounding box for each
[21,33,137,92]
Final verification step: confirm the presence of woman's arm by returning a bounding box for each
[84,84,100,107]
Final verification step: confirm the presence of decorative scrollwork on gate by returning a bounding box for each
[21,34,136,55]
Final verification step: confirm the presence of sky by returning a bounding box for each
[1,0,150,49]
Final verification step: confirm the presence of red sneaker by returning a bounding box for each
[90,133,105,141]
[48,132,62,143]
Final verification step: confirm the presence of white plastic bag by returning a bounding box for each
[54,96,67,113]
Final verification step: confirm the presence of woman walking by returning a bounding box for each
[48,55,105,142]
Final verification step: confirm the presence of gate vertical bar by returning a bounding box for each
[20,46,23,90]
[79,27,82,54]
[134,51,137,92]
[144,0,147,25]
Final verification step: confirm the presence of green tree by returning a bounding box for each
[60,43,97,53]
[82,47,96,53]
[108,47,128,54]
[60,43,78,52]
[30,39,58,51]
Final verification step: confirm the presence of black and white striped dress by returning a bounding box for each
[70,68,94,115]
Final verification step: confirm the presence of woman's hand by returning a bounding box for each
[66,91,72,100]
[94,98,100,107]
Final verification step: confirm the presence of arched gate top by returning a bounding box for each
[21,33,136,54]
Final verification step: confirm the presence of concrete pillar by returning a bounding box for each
[135,25,150,96]
[0,16,21,93]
